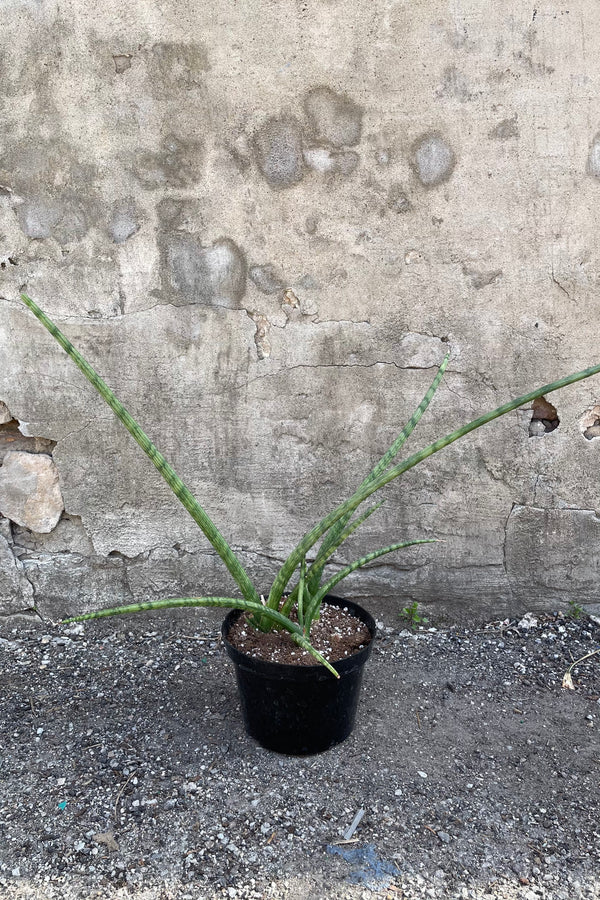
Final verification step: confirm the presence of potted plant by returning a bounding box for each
[18,294,600,753]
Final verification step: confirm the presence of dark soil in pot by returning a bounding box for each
[222,596,376,755]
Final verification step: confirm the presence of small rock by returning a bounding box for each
[417,771,428,779]
[92,831,119,852]
[437,831,451,843]
[0,451,63,533]
[518,613,538,630]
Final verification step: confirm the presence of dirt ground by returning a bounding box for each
[0,606,599,900]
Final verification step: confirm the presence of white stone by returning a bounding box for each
[0,451,63,533]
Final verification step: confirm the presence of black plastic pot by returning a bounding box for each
[221,596,376,755]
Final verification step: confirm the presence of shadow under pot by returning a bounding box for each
[222,595,376,755]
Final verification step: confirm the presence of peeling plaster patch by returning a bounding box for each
[11,514,94,556]
[113,54,132,74]
[489,116,519,141]
[109,200,140,244]
[411,134,456,187]
[304,86,363,147]
[253,116,305,189]
[0,451,64,533]
[586,134,600,178]
[282,289,300,310]
[248,264,285,295]
[247,312,271,359]
[581,404,600,440]
[529,396,559,437]
[166,235,247,308]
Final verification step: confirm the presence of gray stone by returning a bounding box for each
[0,418,56,464]
[253,116,305,189]
[412,134,456,186]
[0,451,63,533]
[248,264,285,295]
[113,54,132,74]
[166,235,247,308]
[304,86,363,147]
[528,419,547,437]
[583,424,600,440]
[0,533,34,614]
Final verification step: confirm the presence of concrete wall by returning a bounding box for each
[2,0,600,624]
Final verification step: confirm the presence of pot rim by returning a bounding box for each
[221,594,376,679]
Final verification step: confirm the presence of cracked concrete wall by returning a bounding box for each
[2,0,600,624]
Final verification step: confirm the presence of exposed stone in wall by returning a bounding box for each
[0,417,56,464]
[581,404,600,440]
[0,401,12,425]
[0,528,35,616]
[528,396,559,437]
[0,451,64,533]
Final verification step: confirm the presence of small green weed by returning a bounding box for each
[400,601,428,630]
[566,600,585,620]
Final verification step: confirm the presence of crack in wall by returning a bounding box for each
[241,359,448,390]
[502,502,517,603]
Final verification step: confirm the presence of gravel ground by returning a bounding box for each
[0,607,599,900]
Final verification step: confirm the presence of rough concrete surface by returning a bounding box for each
[2,1,600,621]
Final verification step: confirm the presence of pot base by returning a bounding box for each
[222,596,376,755]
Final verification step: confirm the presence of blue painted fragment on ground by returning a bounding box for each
[326,843,399,890]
